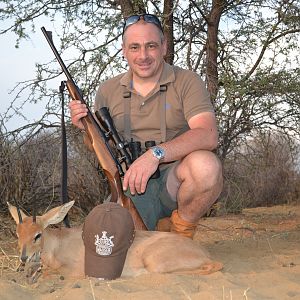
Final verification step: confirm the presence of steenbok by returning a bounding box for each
[7,201,222,281]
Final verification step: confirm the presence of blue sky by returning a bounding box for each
[0,19,59,131]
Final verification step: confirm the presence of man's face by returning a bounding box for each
[122,22,167,80]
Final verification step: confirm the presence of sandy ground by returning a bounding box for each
[0,204,299,300]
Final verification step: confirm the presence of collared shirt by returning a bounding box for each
[94,62,214,145]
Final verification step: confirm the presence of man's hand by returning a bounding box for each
[69,100,88,130]
[123,150,160,195]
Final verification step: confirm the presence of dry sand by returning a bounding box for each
[0,204,299,300]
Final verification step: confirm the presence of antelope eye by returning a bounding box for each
[34,233,42,243]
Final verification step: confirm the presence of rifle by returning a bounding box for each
[41,27,147,231]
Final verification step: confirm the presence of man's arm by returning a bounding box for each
[122,111,218,195]
[158,112,218,162]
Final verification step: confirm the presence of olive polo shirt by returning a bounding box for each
[94,62,214,145]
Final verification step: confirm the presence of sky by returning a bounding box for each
[0,19,61,131]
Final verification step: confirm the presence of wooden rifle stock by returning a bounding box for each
[67,83,147,230]
[41,27,147,231]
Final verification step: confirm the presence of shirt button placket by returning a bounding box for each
[140,101,145,110]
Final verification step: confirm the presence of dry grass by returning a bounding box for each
[0,247,19,276]
[0,214,22,279]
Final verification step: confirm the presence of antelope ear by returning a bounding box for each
[7,202,27,224]
[40,201,75,229]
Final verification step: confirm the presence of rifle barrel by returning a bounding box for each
[41,27,90,110]
[41,28,74,84]
[41,26,126,176]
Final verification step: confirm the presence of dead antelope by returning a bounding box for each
[7,201,223,280]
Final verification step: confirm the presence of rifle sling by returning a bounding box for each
[123,85,167,143]
[60,81,71,228]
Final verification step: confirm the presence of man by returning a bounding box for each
[69,14,223,238]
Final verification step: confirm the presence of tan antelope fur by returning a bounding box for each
[7,201,223,279]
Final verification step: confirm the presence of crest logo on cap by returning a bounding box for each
[95,231,114,256]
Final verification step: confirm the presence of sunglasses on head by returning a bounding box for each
[122,14,163,36]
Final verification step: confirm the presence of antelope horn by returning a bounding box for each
[16,206,23,224]
[32,207,36,223]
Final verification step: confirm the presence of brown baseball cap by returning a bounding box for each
[82,202,135,280]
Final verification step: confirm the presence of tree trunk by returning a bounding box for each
[119,0,146,18]
[163,0,174,65]
[206,0,225,102]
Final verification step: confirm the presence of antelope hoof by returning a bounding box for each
[16,262,25,272]
[25,262,42,284]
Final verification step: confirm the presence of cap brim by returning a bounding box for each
[84,246,128,280]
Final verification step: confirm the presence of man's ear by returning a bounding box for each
[122,43,127,60]
[162,37,167,56]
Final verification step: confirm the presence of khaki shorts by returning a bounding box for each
[124,163,178,230]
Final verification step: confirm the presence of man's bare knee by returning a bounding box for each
[176,150,222,187]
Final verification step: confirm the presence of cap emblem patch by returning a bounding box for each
[95,231,114,256]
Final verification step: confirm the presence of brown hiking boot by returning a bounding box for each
[156,217,171,232]
[170,210,198,239]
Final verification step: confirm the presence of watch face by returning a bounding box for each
[153,147,165,160]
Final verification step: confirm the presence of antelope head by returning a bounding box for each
[7,201,75,264]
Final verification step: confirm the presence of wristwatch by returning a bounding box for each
[151,146,165,161]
